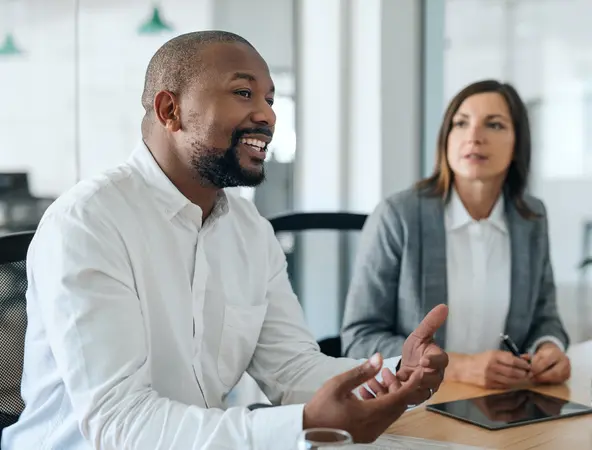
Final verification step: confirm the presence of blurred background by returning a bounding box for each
[1,0,592,348]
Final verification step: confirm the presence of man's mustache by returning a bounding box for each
[230,127,273,147]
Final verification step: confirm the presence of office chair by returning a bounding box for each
[0,231,34,434]
[0,173,54,234]
[268,212,368,358]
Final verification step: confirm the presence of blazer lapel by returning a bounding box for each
[503,200,535,349]
[419,195,448,347]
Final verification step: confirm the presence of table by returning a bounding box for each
[386,340,592,449]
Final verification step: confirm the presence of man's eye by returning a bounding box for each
[266,99,274,106]
[235,90,252,98]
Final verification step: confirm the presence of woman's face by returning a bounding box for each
[446,92,515,183]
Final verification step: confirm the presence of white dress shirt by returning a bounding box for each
[2,142,400,450]
[444,189,564,355]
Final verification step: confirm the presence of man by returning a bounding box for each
[2,31,448,449]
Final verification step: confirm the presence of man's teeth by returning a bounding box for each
[240,138,266,151]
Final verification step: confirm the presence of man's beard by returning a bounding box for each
[190,129,268,188]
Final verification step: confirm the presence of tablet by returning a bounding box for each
[426,389,592,430]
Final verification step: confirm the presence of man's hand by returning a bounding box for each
[303,354,422,444]
[530,342,571,384]
[455,350,531,389]
[396,304,449,404]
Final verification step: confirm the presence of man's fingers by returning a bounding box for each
[411,304,449,341]
[419,350,449,371]
[382,367,397,386]
[367,377,387,397]
[404,389,433,406]
[333,353,383,395]
[359,386,376,400]
[417,371,443,392]
[382,368,403,394]
[371,369,422,410]
[396,367,411,382]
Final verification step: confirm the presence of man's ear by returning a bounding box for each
[154,90,181,132]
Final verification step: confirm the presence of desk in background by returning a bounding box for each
[386,340,592,449]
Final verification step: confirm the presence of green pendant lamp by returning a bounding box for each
[0,32,22,56]
[0,0,24,56]
[138,5,173,34]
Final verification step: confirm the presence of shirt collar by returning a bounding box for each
[128,141,229,223]
[445,188,507,233]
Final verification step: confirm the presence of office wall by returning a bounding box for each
[0,0,293,199]
[0,0,77,196]
[0,0,213,197]
[295,0,423,339]
[212,0,293,73]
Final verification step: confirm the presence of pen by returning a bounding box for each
[500,333,530,363]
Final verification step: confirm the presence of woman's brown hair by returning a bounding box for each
[416,79,538,219]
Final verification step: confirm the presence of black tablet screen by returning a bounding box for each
[427,389,592,430]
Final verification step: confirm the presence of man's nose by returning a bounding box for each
[251,101,276,127]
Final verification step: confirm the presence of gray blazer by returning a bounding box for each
[341,188,569,359]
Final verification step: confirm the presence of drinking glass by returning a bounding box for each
[297,428,353,449]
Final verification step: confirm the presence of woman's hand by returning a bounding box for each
[529,342,571,384]
[446,350,531,389]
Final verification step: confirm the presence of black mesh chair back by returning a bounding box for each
[269,212,367,234]
[268,212,367,358]
[0,173,54,234]
[0,231,34,432]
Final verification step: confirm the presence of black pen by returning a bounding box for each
[500,333,530,363]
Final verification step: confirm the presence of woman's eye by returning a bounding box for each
[235,90,252,99]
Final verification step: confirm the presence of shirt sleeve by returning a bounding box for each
[246,219,401,405]
[28,208,304,450]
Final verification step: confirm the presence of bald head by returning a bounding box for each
[140,29,275,191]
[141,30,255,120]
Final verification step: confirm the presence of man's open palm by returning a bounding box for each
[396,304,449,402]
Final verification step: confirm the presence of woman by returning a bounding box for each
[341,80,571,389]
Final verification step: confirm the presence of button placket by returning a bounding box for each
[191,228,209,370]
[181,203,207,401]
[469,222,487,351]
